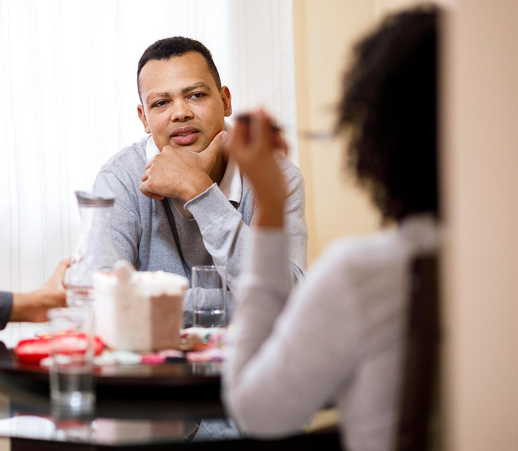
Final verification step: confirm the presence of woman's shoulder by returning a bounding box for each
[319,228,401,266]
[315,215,438,273]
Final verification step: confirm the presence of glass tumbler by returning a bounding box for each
[192,266,227,328]
[48,307,96,420]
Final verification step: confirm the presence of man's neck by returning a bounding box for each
[209,151,227,185]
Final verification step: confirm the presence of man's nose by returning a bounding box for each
[170,100,194,122]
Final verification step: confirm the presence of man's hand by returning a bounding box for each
[10,258,71,323]
[140,131,228,202]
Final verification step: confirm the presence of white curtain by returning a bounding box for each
[0,0,296,345]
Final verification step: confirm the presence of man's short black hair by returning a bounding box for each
[337,6,439,221]
[137,36,222,101]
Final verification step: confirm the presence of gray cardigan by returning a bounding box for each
[93,136,308,321]
[0,292,12,330]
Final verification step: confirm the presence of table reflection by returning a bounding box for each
[191,361,221,377]
[0,415,198,445]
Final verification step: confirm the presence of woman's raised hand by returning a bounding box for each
[224,109,288,228]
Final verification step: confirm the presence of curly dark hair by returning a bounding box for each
[337,6,438,221]
[137,36,221,102]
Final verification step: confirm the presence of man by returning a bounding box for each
[0,258,70,329]
[93,37,307,323]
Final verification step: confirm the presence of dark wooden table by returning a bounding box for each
[0,343,341,450]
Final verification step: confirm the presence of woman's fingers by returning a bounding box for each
[250,109,273,153]
[225,115,251,161]
[227,108,287,164]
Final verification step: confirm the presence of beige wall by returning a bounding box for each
[293,0,380,264]
[293,0,424,264]
[442,1,518,450]
[295,0,518,449]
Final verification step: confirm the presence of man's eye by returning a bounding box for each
[153,100,167,108]
[190,92,206,100]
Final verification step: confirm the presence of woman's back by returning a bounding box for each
[333,215,437,449]
[223,215,437,450]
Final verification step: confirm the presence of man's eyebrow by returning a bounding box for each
[181,82,211,95]
[145,92,170,104]
[145,83,212,105]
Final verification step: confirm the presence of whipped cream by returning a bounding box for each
[93,261,188,296]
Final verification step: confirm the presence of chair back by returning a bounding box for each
[394,254,440,451]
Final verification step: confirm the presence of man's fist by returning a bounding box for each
[140,131,228,202]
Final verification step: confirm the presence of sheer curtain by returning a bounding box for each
[0,0,296,345]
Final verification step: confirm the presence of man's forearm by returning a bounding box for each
[185,181,307,288]
[186,184,250,288]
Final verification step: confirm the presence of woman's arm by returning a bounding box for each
[224,110,287,229]
[222,110,358,436]
[222,229,359,436]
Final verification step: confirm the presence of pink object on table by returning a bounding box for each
[186,348,225,362]
[141,353,166,365]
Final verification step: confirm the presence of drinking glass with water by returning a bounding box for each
[192,266,227,328]
[48,307,96,420]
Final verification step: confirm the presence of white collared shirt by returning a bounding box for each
[145,129,242,219]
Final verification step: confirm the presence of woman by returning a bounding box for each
[222,5,439,451]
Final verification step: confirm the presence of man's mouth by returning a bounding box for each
[171,127,199,145]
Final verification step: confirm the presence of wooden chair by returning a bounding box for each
[394,254,440,451]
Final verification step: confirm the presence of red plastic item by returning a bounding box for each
[15,334,105,365]
[141,353,166,365]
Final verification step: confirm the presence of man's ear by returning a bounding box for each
[220,86,232,117]
[137,104,151,134]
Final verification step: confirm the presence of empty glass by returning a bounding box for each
[192,266,227,328]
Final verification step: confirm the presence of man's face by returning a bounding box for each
[137,51,232,153]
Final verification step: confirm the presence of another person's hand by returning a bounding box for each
[140,131,228,202]
[224,109,287,228]
[10,258,71,323]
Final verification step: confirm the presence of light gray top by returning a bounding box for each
[92,136,308,321]
[222,215,439,451]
